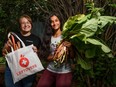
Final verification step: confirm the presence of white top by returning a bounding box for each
[50,35,62,55]
[47,35,71,73]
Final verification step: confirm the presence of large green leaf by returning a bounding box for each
[86,38,111,53]
[63,14,85,31]
[79,18,98,37]
[78,57,91,70]
[99,16,116,24]
[98,16,116,29]
[70,33,86,41]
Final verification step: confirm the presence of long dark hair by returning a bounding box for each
[40,12,63,59]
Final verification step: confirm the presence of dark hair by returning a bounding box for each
[40,12,63,59]
[47,12,63,31]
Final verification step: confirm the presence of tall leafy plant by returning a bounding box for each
[61,2,116,87]
[62,2,116,69]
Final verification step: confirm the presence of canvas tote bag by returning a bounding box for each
[5,32,44,83]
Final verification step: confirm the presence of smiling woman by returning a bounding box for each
[36,12,74,87]
[19,15,32,36]
[2,14,42,87]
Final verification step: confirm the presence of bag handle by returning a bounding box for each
[8,32,26,48]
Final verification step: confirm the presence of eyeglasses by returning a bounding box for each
[21,22,31,25]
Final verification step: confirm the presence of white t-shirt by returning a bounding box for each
[47,35,71,73]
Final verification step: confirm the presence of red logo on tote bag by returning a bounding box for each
[19,55,29,67]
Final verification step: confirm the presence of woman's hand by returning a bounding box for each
[53,40,74,63]
[32,46,38,53]
[2,38,13,56]
[47,54,54,61]
[62,41,71,47]
[54,41,72,59]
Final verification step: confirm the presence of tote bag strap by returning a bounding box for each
[8,32,26,47]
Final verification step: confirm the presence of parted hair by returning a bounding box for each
[40,12,63,59]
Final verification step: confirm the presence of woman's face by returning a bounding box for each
[19,17,32,33]
[50,15,61,30]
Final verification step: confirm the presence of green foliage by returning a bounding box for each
[0,57,5,64]
[62,2,116,86]
[62,13,115,59]
[0,0,41,56]
[0,6,7,56]
[109,4,116,8]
